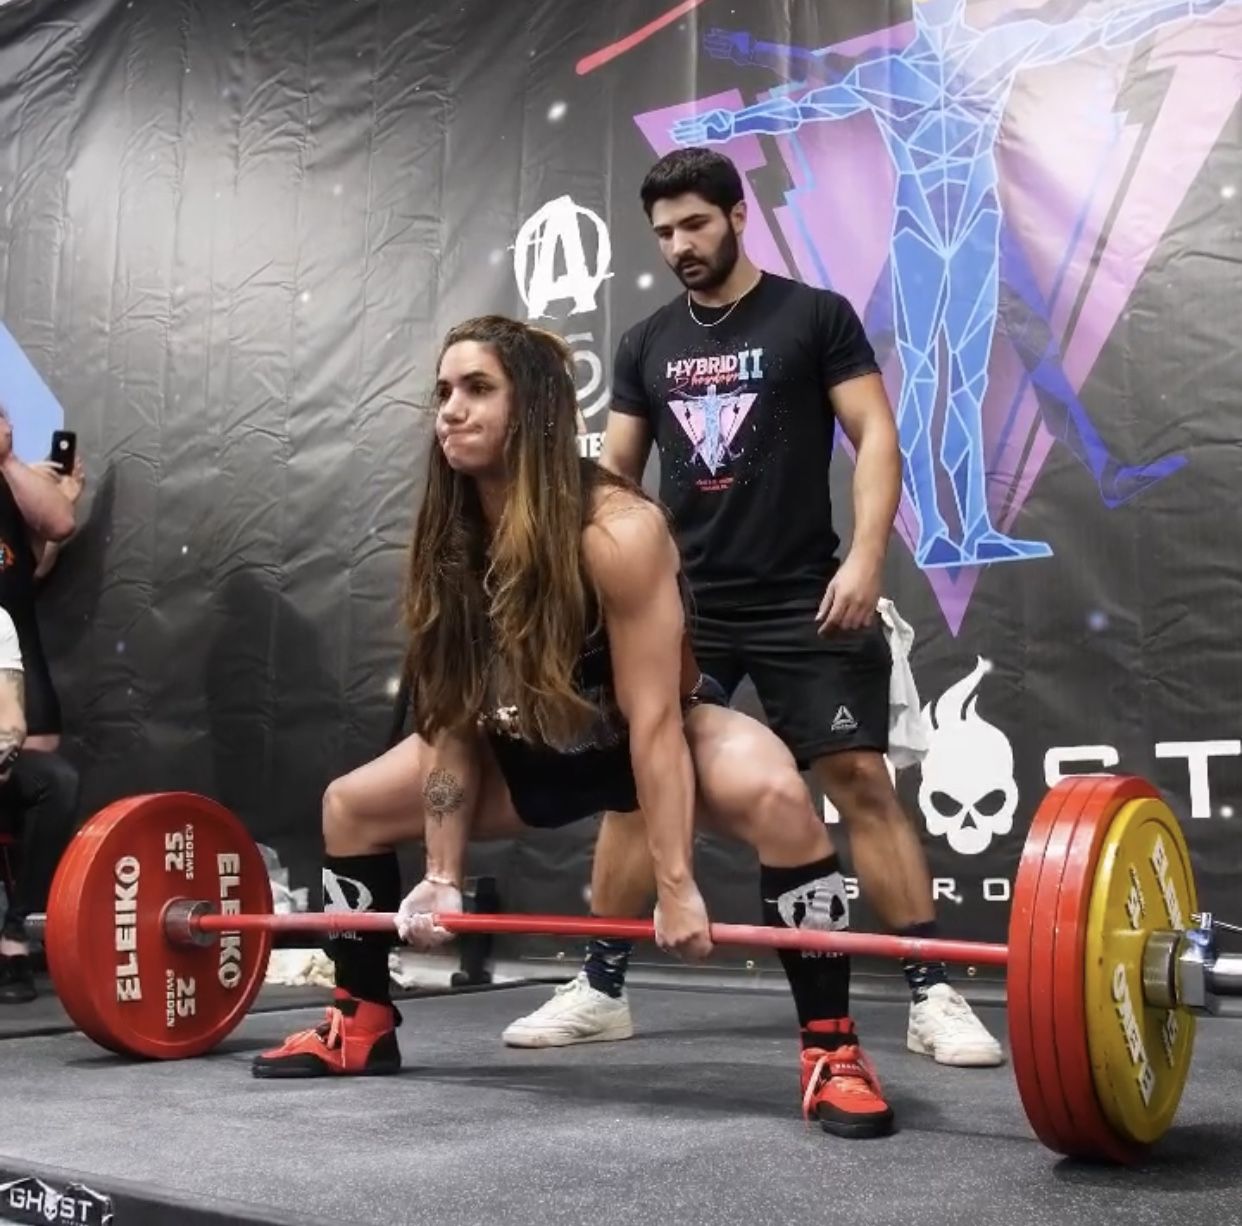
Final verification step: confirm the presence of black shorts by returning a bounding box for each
[689,598,891,769]
[487,674,731,829]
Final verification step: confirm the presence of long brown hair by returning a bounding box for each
[403,315,636,747]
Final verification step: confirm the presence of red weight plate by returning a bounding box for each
[46,816,119,1050]
[45,792,273,1059]
[1008,774,1096,1153]
[1026,777,1112,1152]
[1047,778,1157,1163]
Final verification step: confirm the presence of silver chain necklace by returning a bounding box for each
[686,270,763,328]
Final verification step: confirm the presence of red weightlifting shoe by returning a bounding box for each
[251,990,402,1079]
[800,1018,894,1139]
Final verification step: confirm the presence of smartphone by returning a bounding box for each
[49,429,77,475]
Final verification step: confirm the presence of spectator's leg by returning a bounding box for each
[0,750,81,1004]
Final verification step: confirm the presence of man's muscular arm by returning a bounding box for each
[599,410,653,484]
[817,372,901,634]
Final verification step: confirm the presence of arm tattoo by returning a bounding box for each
[0,669,25,711]
[0,670,24,765]
[423,767,466,825]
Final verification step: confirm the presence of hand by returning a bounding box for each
[60,455,86,503]
[703,28,754,66]
[816,552,882,635]
[394,876,463,950]
[671,109,734,147]
[30,456,85,502]
[653,879,713,962]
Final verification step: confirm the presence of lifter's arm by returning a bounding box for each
[395,728,482,947]
[584,500,711,959]
[419,730,482,889]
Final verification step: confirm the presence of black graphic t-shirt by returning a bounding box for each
[0,474,59,734]
[612,272,880,609]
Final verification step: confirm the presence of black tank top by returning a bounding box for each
[478,593,716,827]
[0,475,60,734]
[479,618,625,756]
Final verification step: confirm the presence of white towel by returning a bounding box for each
[877,597,929,771]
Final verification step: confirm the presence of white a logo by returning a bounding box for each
[322,869,373,914]
[514,195,612,319]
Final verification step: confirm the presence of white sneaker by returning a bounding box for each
[502,974,634,1048]
[906,983,1005,1067]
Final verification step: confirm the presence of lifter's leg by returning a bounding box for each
[254,732,519,1078]
[688,704,892,1139]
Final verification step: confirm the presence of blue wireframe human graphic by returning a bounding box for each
[671,0,1233,567]
[671,382,757,475]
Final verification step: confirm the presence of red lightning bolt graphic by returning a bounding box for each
[576,0,712,75]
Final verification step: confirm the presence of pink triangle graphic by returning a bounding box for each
[668,386,760,475]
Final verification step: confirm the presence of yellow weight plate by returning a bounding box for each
[1084,796,1198,1146]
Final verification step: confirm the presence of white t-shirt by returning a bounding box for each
[0,607,23,672]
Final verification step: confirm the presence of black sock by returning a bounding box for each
[582,923,632,999]
[899,921,950,1002]
[322,852,401,1006]
[760,855,854,1051]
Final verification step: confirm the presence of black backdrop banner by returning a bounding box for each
[1,0,1240,961]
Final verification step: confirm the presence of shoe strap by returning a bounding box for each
[802,1045,885,1121]
[801,1053,830,1123]
[276,1005,345,1054]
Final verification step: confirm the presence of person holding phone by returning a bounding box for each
[0,407,83,1003]
[30,431,86,588]
[0,410,75,750]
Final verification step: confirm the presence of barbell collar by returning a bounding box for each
[1141,930,1180,1011]
[163,899,219,949]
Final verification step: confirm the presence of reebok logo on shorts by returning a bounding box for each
[830,705,857,733]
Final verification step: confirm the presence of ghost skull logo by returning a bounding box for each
[917,657,1018,856]
[771,873,849,935]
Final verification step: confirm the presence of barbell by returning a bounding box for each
[23,772,1239,1165]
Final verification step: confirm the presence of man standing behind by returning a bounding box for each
[502,148,1002,1067]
